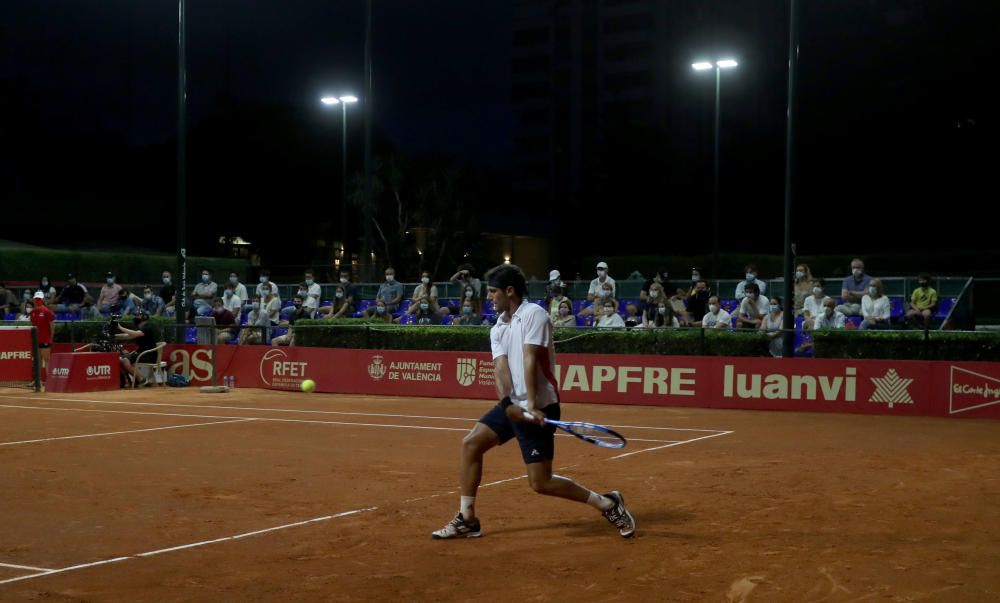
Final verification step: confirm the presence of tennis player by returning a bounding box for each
[432,264,635,539]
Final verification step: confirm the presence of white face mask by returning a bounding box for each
[597,270,606,277]
[230,276,238,284]
[260,276,268,283]
[385,275,394,282]
[465,290,473,298]
[657,307,666,315]
[421,277,429,284]
[340,277,348,284]
[795,271,805,280]
[868,287,878,296]
[106,278,115,284]
[335,291,344,299]
[709,304,719,313]
[419,303,429,311]
[853,268,863,277]
[650,291,659,299]
[305,279,314,286]
[144,293,152,300]
[745,273,755,282]
[201,274,210,282]
[298,289,307,296]
[692,275,700,282]
[224,290,233,297]
[812,287,823,296]
[162,276,171,284]
[769,305,780,313]
[41,280,48,286]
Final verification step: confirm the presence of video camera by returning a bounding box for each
[93,314,125,354]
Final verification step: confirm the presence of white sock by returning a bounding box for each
[587,491,613,512]
[460,496,476,519]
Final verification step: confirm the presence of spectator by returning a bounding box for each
[28,292,55,373]
[640,283,666,327]
[113,311,156,387]
[453,299,482,326]
[160,271,177,317]
[303,269,322,310]
[906,273,939,329]
[760,296,784,337]
[640,268,672,310]
[623,303,642,328]
[595,299,625,328]
[282,282,314,321]
[407,271,440,315]
[546,281,570,321]
[16,300,32,321]
[792,264,817,316]
[687,267,702,297]
[579,281,614,318]
[186,268,218,322]
[113,288,137,317]
[450,262,482,291]
[320,285,352,319]
[736,283,768,329]
[801,281,826,330]
[337,268,358,309]
[735,264,767,301]
[140,286,166,317]
[412,296,441,325]
[272,295,310,345]
[239,297,271,344]
[227,271,249,306]
[860,278,891,330]
[588,261,616,302]
[370,299,393,324]
[222,282,243,319]
[79,295,101,320]
[0,282,18,314]
[552,299,575,328]
[836,258,872,316]
[98,272,122,314]
[260,283,282,325]
[255,269,278,301]
[650,302,680,329]
[53,273,88,313]
[211,298,237,343]
[669,288,691,325]
[813,297,847,330]
[368,267,404,315]
[37,276,57,304]
[702,296,732,329]
[544,269,562,300]
[687,280,711,327]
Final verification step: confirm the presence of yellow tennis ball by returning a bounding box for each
[301,379,316,393]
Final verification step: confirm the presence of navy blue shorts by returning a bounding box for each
[478,403,560,464]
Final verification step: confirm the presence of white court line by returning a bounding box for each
[0,394,731,432]
[0,419,255,447]
[0,507,377,586]
[0,404,676,444]
[609,430,734,460]
[0,561,55,572]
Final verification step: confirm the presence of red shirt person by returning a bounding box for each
[29,291,56,374]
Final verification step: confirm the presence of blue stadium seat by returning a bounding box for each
[281,299,294,309]
[721,299,739,314]
[576,315,594,327]
[889,297,904,318]
[846,316,862,329]
[399,314,416,325]
[483,299,494,314]
[935,298,955,319]
[441,314,454,325]
[184,327,197,344]
[353,299,374,318]
[2,313,15,321]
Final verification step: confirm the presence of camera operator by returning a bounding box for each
[112,311,157,387]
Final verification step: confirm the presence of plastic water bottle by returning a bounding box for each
[229,375,236,390]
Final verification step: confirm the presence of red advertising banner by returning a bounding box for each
[47,352,120,393]
[0,328,35,382]
[150,345,1000,420]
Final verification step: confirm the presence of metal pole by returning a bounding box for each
[781,0,800,358]
[176,0,187,324]
[712,66,721,278]
[362,0,374,281]
[341,102,349,267]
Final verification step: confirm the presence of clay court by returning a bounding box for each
[0,387,998,602]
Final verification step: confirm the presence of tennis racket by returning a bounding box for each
[523,409,626,449]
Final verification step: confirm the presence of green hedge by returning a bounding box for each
[812,330,1000,361]
[52,317,178,345]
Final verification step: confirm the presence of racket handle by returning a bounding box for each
[522,409,547,424]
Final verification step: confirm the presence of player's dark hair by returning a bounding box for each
[485,264,527,297]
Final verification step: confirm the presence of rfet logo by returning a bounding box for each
[368,355,387,381]
[456,358,477,387]
[949,366,1000,414]
[259,348,308,387]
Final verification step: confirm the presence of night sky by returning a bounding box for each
[1,1,995,269]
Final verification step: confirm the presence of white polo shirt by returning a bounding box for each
[491,301,558,410]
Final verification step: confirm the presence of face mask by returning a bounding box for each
[22,292,30,300]
[298,289,307,297]
[465,290,473,298]
[769,305,780,313]
[106,278,114,284]
[376,306,386,314]
[421,277,429,284]
[559,307,569,316]
[201,274,210,282]
[335,291,344,299]
[144,293,152,300]
[420,303,429,311]
[260,276,268,283]
[252,302,260,311]
[41,280,49,287]
[657,307,666,315]
[463,306,472,314]
[745,273,755,282]
[224,290,232,297]
[868,287,877,296]
[163,277,171,284]
[340,277,348,284]
[262,290,271,297]
[852,268,863,277]
[214,307,223,314]
[750,293,758,300]
[650,291,659,299]
[692,275,700,282]
[386,275,394,282]
[229,276,238,284]
[597,270,606,277]
[709,304,719,313]
[795,271,805,280]
[604,307,614,316]
[813,287,823,296]
[305,279,314,286]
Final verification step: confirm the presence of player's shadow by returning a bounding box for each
[490,507,696,540]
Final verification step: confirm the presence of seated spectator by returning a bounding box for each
[735,264,767,301]
[37,276,57,305]
[736,283,768,329]
[545,280,570,321]
[255,269,278,302]
[227,271,249,305]
[552,299,575,328]
[623,303,642,328]
[319,285,352,319]
[669,288,691,325]
[651,302,680,329]
[260,283,281,325]
[836,258,872,316]
[860,278,891,330]
[453,299,482,326]
[140,286,166,317]
[52,273,88,313]
[303,269,322,310]
[687,280,711,327]
[411,296,441,325]
[273,295,311,345]
[113,288,137,317]
[595,299,625,328]
[588,261,616,302]
[338,268,357,308]
[370,299,393,324]
[702,296,732,329]
[160,271,177,317]
[407,271,440,315]
[239,297,271,344]
[906,273,939,329]
[98,272,122,315]
[79,295,101,320]
[367,267,403,316]
[16,300,32,321]
[211,298,237,343]
[760,296,784,337]
[0,282,19,315]
[792,264,817,316]
[579,281,614,318]
[450,263,482,300]
[687,267,702,297]
[798,297,847,354]
[282,282,314,321]
[640,268,672,311]
[801,281,826,330]
[544,269,562,300]
[643,281,666,315]
[188,269,218,322]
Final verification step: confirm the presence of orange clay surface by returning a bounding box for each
[0,386,998,602]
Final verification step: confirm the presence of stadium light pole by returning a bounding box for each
[782,1,800,359]
[693,58,738,278]
[321,95,359,269]
[176,0,187,325]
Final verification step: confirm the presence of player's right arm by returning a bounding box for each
[494,355,512,400]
